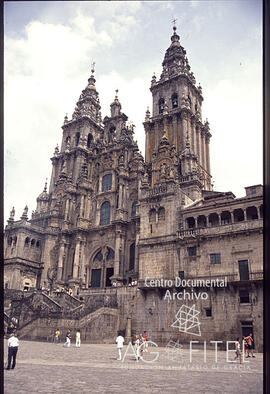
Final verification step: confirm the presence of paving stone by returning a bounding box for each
[4,340,263,394]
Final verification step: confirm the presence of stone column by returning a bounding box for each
[72,240,81,279]
[49,159,57,194]
[196,126,201,166]
[244,210,247,221]
[172,115,178,151]
[118,182,123,209]
[182,112,188,151]
[86,265,90,288]
[205,136,211,174]
[126,317,132,342]
[114,231,121,277]
[64,199,70,221]
[57,243,65,280]
[79,241,86,283]
[255,206,259,219]
[80,195,85,218]
[155,122,159,151]
[230,212,234,224]
[135,222,140,274]
[85,195,91,219]
[201,131,205,170]
[191,118,196,154]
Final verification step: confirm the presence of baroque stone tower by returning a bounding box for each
[144,25,212,200]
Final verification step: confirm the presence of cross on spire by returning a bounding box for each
[115,89,119,98]
[172,18,177,27]
[91,61,95,74]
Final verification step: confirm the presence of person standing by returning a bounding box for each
[55,328,60,344]
[7,332,19,370]
[244,333,255,357]
[64,330,71,347]
[75,329,81,348]
[116,332,124,360]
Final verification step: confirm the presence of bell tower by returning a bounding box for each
[144,25,212,196]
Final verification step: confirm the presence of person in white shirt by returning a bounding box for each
[7,332,19,370]
[116,332,124,360]
[75,329,81,348]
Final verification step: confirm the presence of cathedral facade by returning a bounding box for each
[4,27,263,350]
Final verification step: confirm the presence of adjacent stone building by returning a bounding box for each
[4,26,263,350]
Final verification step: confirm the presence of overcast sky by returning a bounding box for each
[4,0,262,224]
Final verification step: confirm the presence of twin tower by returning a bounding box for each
[5,26,212,292]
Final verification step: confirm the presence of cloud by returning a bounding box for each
[4,1,262,224]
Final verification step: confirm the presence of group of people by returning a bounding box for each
[55,328,81,348]
[116,331,148,361]
[234,333,255,363]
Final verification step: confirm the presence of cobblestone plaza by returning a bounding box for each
[4,340,263,393]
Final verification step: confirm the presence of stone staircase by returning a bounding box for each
[7,289,119,342]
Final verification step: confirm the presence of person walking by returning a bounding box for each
[64,330,71,347]
[6,332,19,370]
[142,331,148,352]
[234,337,242,364]
[75,329,81,348]
[116,332,124,361]
[135,335,141,361]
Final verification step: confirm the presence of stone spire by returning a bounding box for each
[21,205,28,220]
[37,180,49,201]
[145,107,150,122]
[158,24,195,85]
[72,62,102,124]
[8,207,15,223]
[110,89,122,117]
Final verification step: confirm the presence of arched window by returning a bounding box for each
[36,240,40,248]
[246,206,258,220]
[100,201,111,225]
[107,247,115,260]
[66,136,71,144]
[233,209,244,222]
[75,132,80,146]
[13,236,17,245]
[172,93,178,108]
[209,213,219,227]
[158,98,165,114]
[131,201,138,217]
[8,237,12,246]
[186,217,195,229]
[94,251,103,261]
[197,215,206,228]
[158,207,165,221]
[87,133,93,148]
[25,237,30,245]
[149,209,156,223]
[129,243,135,270]
[221,211,231,225]
[31,239,36,247]
[187,95,191,109]
[102,174,112,192]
